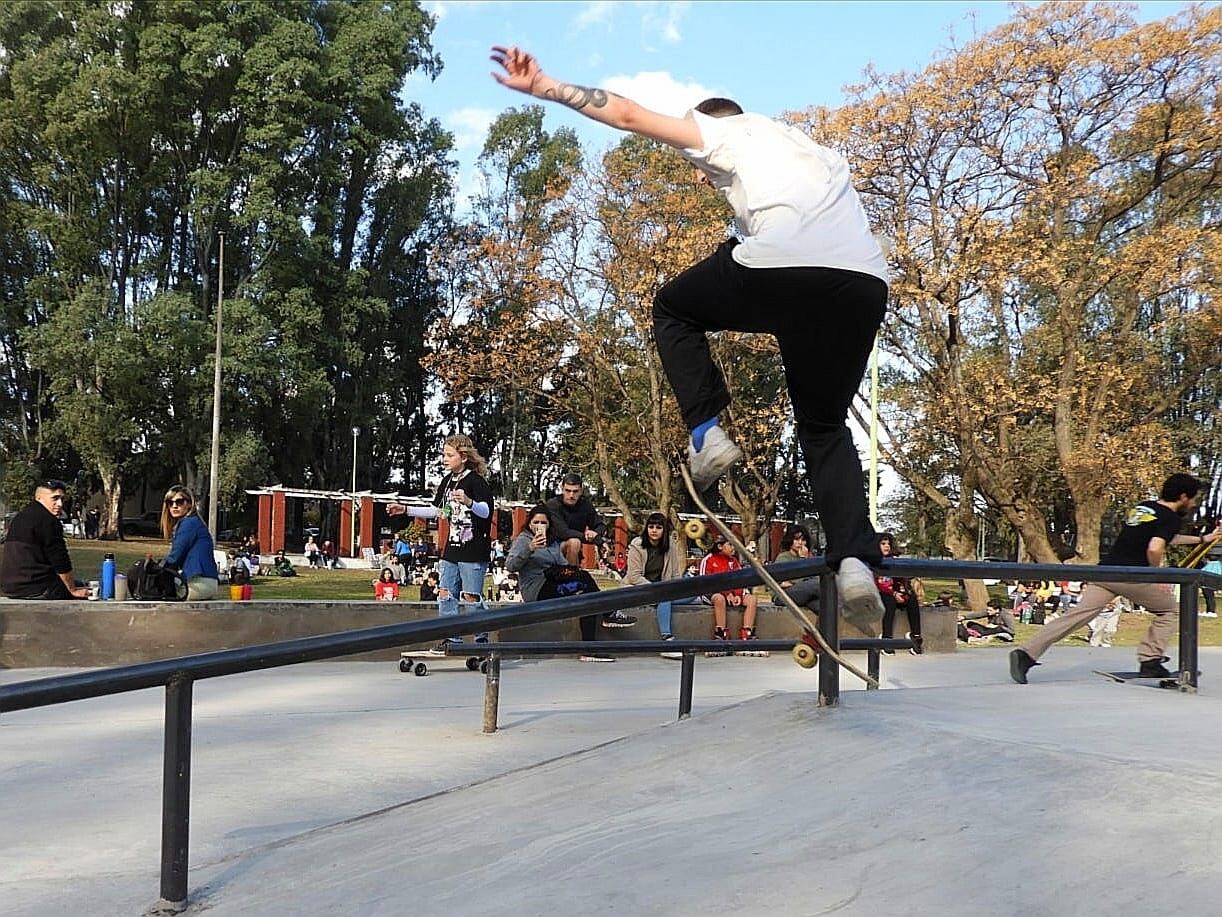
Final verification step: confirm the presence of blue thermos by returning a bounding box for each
[101,552,116,600]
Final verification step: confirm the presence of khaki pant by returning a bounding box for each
[187,576,219,601]
[1020,581,1177,664]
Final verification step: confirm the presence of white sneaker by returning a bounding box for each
[659,634,684,659]
[688,426,743,490]
[836,557,884,634]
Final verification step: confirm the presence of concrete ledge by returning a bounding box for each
[0,599,956,668]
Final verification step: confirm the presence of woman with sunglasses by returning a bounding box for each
[161,485,219,601]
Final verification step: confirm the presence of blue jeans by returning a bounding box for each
[438,559,488,641]
[657,596,704,636]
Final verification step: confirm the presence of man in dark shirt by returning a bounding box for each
[1011,473,1222,683]
[1,479,90,599]
[545,473,606,566]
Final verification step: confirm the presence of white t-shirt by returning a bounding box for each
[682,110,889,282]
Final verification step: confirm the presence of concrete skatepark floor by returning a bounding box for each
[3,647,1221,915]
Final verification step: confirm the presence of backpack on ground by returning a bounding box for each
[127,557,188,601]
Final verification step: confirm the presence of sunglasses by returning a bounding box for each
[165,497,190,507]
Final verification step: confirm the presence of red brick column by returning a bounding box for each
[512,506,528,536]
[339,499,353,557]
[359,496,375,552]
[270,490,287,554]
[257,494,272,554]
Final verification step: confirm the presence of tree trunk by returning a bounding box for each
[99,465,123,538]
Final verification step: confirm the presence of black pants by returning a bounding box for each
[654,240,887,567]
[538,568,601,641]
[881,593,922,639]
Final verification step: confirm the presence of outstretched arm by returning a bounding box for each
[491,45,702,150]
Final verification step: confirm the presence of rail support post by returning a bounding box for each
[157,673,193,913]
[818,572,839,707]
[1178,582,1199,694]
[678,651,695,719]
[482,652,501,734]
[867,648,880,688]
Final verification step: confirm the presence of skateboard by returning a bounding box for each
[678,465,876,687]
[1092,670,1181,690]
[399,649,489,677]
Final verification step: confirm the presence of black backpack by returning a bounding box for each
[127,557,188,601]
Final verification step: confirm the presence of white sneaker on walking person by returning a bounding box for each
[688,426,743,491]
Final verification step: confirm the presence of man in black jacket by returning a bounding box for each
[1,479,89,599]
[545,473,606,566]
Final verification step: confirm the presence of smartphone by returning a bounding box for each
[531,521,546,536]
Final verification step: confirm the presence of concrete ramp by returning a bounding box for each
[189,680,1222,916]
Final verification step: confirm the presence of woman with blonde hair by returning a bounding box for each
[160,485,219,601]
[389,434,494,648]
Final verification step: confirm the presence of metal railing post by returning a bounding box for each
[1178,583,1199,694]
[678,652,695,719]
[482,653,501,734]
[158,673,193,912]
[867,648,880,688]
[818,572,839,707]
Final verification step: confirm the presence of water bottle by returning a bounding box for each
[101,552,116,600]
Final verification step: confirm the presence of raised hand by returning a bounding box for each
[490,45,541,95]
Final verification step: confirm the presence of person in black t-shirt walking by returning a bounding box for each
[1010,473,1222,683]
[389,434,494,648]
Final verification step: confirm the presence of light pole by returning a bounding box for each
[350,426,360,558]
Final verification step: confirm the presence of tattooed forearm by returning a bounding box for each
[544,82,609,111]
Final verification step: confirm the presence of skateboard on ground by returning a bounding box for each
[399,647,489,677]
[1091,670,1183,690]
[678,465,876,687]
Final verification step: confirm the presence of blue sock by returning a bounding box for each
[691,417,719,452]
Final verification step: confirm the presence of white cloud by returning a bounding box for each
[640,1,690,45]
[573,1,620,31]
[446,107,497,152]
[602,71,720,117]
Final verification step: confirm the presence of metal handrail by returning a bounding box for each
[0,556,1214,912]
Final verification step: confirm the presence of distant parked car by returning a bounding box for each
[121,511,163,537]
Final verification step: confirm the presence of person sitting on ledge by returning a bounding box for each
[506,503,636,662]
[161,485,219,601]
[0,478,89,599]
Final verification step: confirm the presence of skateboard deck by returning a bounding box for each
[399,649,488,677]
[1092,670,1180,690]
[678,465,875,686]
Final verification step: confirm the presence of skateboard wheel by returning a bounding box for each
[479,659,490,675]
[792,643,818,668]
[465,657,480,671]
[399,658,411,673]
[413,662,428,677]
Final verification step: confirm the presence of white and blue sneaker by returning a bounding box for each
[836,557,884,635]
[689,425,743,491]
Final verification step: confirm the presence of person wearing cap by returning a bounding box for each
[0,479,90,599]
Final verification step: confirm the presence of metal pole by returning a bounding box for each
[678,651,695,719]
[1178,581,1199,694]
[868,335,879,528]
[481,653,501,734]
[867,648,880,688]
[351,426,359,559]
[818,572,839,707]
[159,674,193,911]
[207,234,223,537]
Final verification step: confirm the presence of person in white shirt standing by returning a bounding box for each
[491,46,888,627]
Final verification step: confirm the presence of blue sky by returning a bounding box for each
[407,1,1190,204]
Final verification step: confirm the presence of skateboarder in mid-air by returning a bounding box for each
[491,46,890,628]
[1010,473,1222,684]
